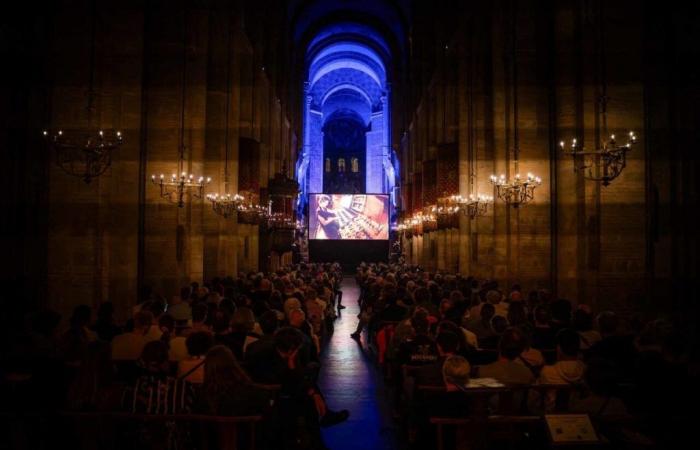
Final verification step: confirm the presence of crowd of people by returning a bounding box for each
[2,259,697,449]
[3,263,349,450]
[352,262,697,448]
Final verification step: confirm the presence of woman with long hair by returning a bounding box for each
[200,345,272,416]
[315,195,340,239]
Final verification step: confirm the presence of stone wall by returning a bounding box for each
[396,0,698,313]
[39,0,298,321]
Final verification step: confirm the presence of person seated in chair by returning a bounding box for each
[412,331,460,386]
[264,327,349,449]
[398,311,438,366]
[533,328,586,412]
[477,327,536,386]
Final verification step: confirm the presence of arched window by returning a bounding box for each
[338,158,346,172]
[351,157,359,173]
[325,158,331,173]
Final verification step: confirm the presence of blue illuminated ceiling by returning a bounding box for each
[311,67,383,112]
[294,1,406,214]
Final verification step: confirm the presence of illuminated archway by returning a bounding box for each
[297,23,397,214]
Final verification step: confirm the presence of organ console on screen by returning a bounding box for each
[310,194,389,240]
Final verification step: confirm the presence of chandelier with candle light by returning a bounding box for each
[151,9,211,208]
[560,3,638,187]
[44,127,123,183]
[446,194,494,219]
[490,173,541,207]
[490,4,541,208]
[560,130,636,186]
[152,171,211,208]
[43,1,123,183]
[206,193,245,218]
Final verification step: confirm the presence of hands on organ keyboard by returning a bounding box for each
[337,210,385,239]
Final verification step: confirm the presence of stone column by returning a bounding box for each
[366,109,384,193]
[297,85,312,200]
[381,92,395,201]
[307,94,323,194]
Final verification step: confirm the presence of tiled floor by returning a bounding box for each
[318,278,397,450]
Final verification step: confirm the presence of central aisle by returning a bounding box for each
[318,277,397,450]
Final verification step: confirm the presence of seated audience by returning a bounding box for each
[158,314,187,361]
[570,357,628,417]
[586,311,637,381]
[465,302,496,341]
[92,302,122,342]
[539,328,585,385]
[181,302,211,337]
[196,345,272,416]
[178,331,214,383]
[573,307,602,351]
[167,287,193,322]
[477,327,536,385]
[531,306,557,350]
[517,327,545,376]
[245,310,279,370]
[398,311,438,366]
[412,331,460,386]
[536,328,586,411]
[60,305,98,364]
[111,311,158,360]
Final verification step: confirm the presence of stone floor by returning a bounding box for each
[318,278,397,450]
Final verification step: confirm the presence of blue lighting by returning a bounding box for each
[297,23,398,217]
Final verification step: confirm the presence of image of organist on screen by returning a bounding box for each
[309,194,389,240]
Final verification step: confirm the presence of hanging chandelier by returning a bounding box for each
[561,3,638,187]
[152,172,211,208]
[560,130,636,186]
[206,193,245,218]
[151,7,211,208]
[490,173,541,207]
[44,127,122,183]
[490,1,541,208]
[447,194,494,219]
[43,1,123,183]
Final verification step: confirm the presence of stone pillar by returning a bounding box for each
[366,110,384,193]
[381,92,396,202]
[308,102,323,194]
[297,87,312,200]
[143,4,208,296]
